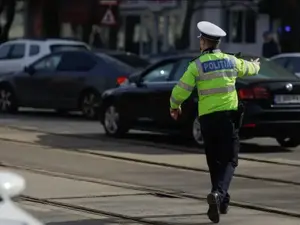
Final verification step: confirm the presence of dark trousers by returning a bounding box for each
[199,110,239,204]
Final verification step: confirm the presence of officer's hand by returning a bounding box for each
[170,108,182,120]
[251,58,260,66]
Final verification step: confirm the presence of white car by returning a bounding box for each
[0,39,90,73]
[0,171,43,225]
[270,53,300,77]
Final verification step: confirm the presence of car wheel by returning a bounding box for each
[0,86,18,113]
[276,137,300,148]
[192,116,204,146]
[80,91,100,120]
[103,104,129,137]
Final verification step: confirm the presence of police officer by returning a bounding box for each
[169,21,260,223]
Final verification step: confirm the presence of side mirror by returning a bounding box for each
[0,171,26,198]
[24,66,35,75]
[134,77,146,87]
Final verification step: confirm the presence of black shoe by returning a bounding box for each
[220,203,229,214]
[207,192,220,223]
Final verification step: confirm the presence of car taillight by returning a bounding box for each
[117,76,128,85]
[238,86,270,100]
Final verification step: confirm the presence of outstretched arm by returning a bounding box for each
[170,62,197,109]
[234,57,260,77]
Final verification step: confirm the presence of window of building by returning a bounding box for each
[225,10,256,43]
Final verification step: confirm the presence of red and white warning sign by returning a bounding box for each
[101,8,116,25]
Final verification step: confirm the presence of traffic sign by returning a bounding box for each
[101,8,116,25]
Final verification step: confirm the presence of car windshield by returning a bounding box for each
[96,53,136,74]
[240,56,297,79]
[50,44,88,52]
[109,54,150,68]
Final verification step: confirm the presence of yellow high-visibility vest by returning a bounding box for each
[170,50,260,116]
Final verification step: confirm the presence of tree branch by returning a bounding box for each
[0,0,16,42]
[0,0,6,14]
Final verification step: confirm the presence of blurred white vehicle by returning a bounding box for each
[270,53,300,77]
[0,38,90,73]
[0,171,43,225]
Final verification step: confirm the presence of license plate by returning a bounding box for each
[274,95,300,104]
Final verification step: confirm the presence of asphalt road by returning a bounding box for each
[20,201,132,225]
[1,109,300,224]
[0,109,298,160]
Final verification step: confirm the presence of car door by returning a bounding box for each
[150,58,194,129]
[0,44,13,73]
[50,52,96,109]
[6,43,27,72]
[14,53,63,107]
[134,60,179,128]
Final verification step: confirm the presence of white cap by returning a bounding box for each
[197,21,226,41]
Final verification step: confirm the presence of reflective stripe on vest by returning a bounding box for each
[194,57,236,95]
[195,58,203,76]
[196,71,237,81]
[177,80,194,91]
[198,85,235,95]
[170,95,182,105]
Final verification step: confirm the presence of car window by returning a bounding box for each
[10,44,25,59]
[272,57,287,67]
[142,62,176,82]
[285,57,300,74]
[0,45,12,59]
[172,59,191,81]
[29,45,40,56]
[33,54,63,71]
[96,53,135,74]
[57,52,96,71]
[241,57,297,79]
[50,44,88,52]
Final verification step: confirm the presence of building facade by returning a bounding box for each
[190,0,270,56]
[119,0,270,56]
[117,0,183,55]
[6,0,270,56]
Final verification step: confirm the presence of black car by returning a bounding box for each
[100,54,300,147]
[0,50,135,119]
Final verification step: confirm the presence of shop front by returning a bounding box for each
[25,0,120,48]
[118,0,184,55]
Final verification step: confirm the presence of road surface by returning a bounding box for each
[0,110,299,224]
